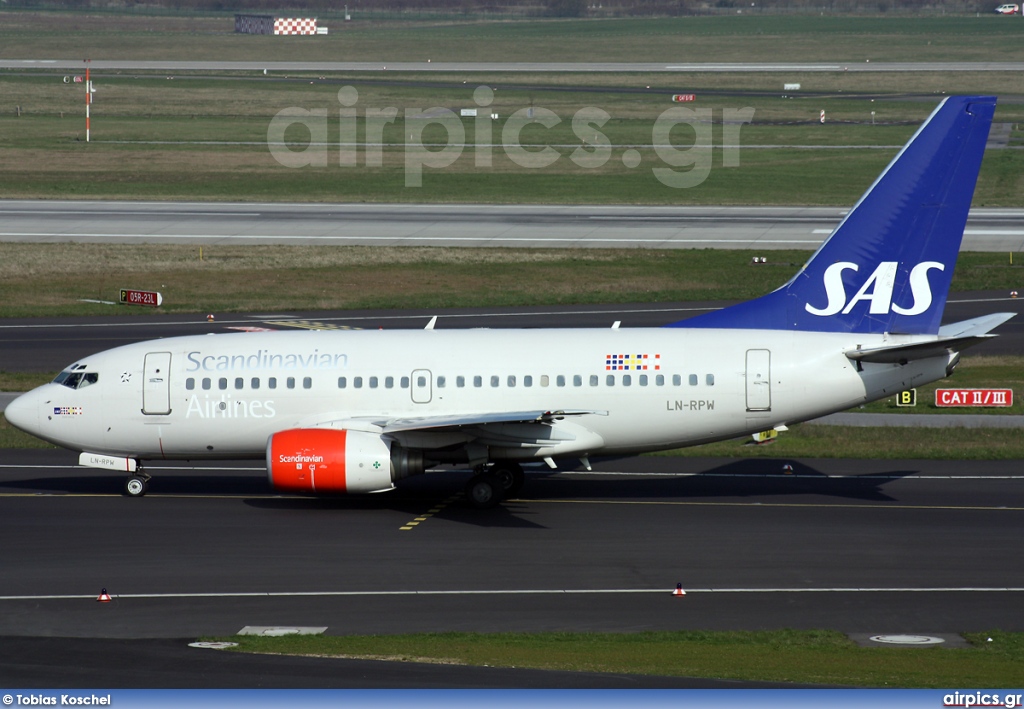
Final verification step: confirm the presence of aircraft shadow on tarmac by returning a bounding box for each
[3,457,914,521]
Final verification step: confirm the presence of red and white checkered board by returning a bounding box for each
[274,18,317,35]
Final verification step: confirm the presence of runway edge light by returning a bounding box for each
[97,588,111,603]
[673,583,686,597]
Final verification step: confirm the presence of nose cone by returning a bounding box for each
[4,390,39,435]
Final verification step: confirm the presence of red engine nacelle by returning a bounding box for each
[266,428,423,494]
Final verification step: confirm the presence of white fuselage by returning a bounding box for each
[11,327,953,461]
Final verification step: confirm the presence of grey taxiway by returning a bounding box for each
[4,201,1024,251]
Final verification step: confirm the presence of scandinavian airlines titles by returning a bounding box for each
[185,349,348,372]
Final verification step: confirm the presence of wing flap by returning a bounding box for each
[378,409,606,434]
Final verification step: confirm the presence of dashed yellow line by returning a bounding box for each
[400,495,460,531]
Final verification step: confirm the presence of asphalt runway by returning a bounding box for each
[5,60,1024,73]
[4,202,1024,251]
[0,451,1022,641]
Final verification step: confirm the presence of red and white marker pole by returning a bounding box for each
[85,59,90,142]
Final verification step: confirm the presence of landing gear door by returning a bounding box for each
[411,369,432,404]
[745,349,771,412]
[142,352,172,415]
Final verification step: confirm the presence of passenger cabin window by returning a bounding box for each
[303,377,312,389]
[540,375,549,387]
[573,375,582,387]
[354,377,363,389]
[556,375,565,387]
[673,374,682,386]
[623,374,632,386]
[606,375,615,386]
[590,375,598,387]
[401,377,410,389]
[269,377,277,390]
[656,374,665,386]
[369,376,379,389]
[287,377,296,389]
[202,378,211,390]
[251,377,260,390]
[490,376,499,388]
[186,378,195,391]
[235,377,244,390]
[437,376,446,388]
[456,376,465,388]
[338,377,347,389]
[474,376,482,388]
[689,374,698,386]
[524,375,533,387]
[507,375,516,388]
[385,376,394,389]
[706,374,715,386]
[418,376,427,387]
[219,378,228,390]
[639,374,648,386]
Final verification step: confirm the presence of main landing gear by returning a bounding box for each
[464,462,525,509]
[124,470,151,498]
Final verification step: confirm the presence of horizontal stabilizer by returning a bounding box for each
[845,313,1014,364]
[937,312,1017,339]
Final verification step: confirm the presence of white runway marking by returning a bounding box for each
[557,471,1024,480]
[0,232,820,245]
[0,210,259,217]
[1,586,1021,602]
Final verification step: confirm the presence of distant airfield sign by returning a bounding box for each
[671,94,696,102]
[896,389,917,407]
[935,388,1013,407]
[120,289,163,307]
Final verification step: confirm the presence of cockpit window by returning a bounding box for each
[62,373,83,389]
[53,371,99,389]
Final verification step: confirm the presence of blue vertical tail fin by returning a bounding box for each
[669,96,995,335]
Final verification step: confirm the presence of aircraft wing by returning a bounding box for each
[299,409,607,464]
[845,313,1015,364]
[375,409,606,434]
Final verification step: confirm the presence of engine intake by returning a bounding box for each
[267,428,423,494]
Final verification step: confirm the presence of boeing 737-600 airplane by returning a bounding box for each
[5,95,1013,507]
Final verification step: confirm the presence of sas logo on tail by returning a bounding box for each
[805,261,944,317]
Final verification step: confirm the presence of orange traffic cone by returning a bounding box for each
[97,588,111,603]
[673,583,686,597]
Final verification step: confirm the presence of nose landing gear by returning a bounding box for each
[124,470,151,497]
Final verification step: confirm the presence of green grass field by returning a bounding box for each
[4,13,1024,63]
[215,629,1024,687]
[1,245,1021,318]
[5,11,1024,209]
